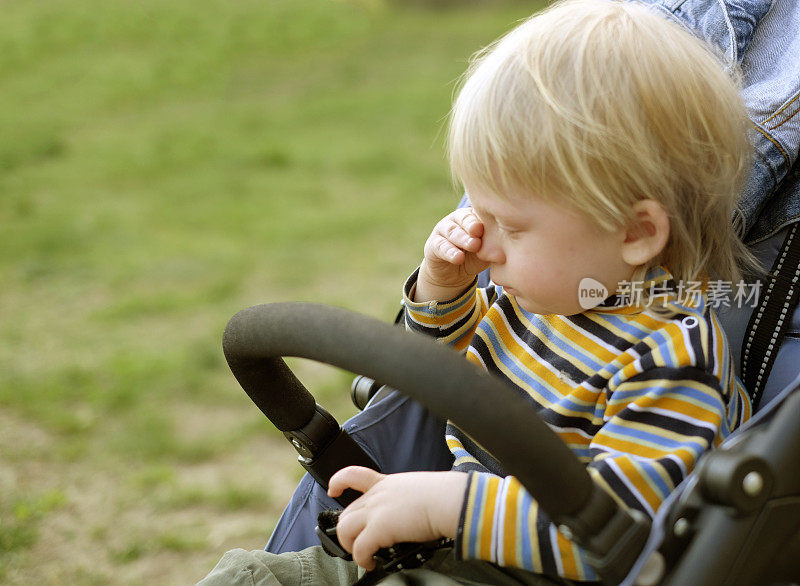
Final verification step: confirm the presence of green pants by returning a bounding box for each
[197,546,569,586]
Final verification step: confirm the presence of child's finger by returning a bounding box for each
[328,466,385,498]
[460,209,484,238]
[438,217,482,253]
[334,507,369,559]
[351,528,386,571]
[428,234,466,264]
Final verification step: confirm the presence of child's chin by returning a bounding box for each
[512,296,541,314]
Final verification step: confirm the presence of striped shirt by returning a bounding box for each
[402,267,750,581]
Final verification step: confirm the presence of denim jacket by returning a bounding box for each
[643,0,800,244]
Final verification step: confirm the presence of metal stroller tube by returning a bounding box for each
[223,302,650,583]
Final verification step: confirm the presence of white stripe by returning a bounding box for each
[491,310,573,387]
[567,316,630,355]
[549,524,565,578]
[494,478,508,565]
[624,402,719,434]
[555,425,595,441]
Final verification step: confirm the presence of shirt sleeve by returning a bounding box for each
[402,267,497,353]
[455,366,734,581]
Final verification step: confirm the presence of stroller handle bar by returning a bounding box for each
[222,302,591,516]
[223,302,650,583]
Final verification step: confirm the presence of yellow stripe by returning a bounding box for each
[548,314,619,365]
[555,526,580,579]
[584,312,647,346]
[712,315,726,379]
[593,435,671,459]
[511,311,599,378]
[526,498,543,571]
[480,477,499,558]
[446,437,464,450]
[622,458,667,511]
[477,317,602,421]
[503,479,521,565]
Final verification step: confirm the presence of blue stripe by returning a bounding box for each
[475,322,561,405]
[642,462,674,497]
[609,382,723,412]
[476,322,598,415]
[602,422,707,454]
[438,289,479,316]
[571,447,593,460]
[451,447,473,460]
[518,310,606,372]
[468,475,487,557]
[596,313,653,339]
[648,328,682,366]
[519,487,534,569]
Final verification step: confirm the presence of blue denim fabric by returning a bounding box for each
[643,0,800,244]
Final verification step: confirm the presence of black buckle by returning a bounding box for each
[315,509,453,584]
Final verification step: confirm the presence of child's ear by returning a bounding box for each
[620,200,670,266]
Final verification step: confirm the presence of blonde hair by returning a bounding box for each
[448,0,755,285]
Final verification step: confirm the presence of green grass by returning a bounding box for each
[0,0,543,583]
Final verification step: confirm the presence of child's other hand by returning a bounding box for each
[415,208,489,302]
[328,466,467,571]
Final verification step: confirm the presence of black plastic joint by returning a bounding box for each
[697,451,774,514]
[583,507,651,585]
[556,485,651,585]
[283,403,340,459]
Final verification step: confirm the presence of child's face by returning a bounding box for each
[467,185,633,315]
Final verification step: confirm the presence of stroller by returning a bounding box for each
[215,0,800,583]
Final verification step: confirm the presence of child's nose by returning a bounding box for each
[476,231,505,264]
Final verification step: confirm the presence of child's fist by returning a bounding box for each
[416,207,489,302]
[328,467,467,571]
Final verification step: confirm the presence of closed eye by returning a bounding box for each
[499,226,523,238]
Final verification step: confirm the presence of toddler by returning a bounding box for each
[202,0,755,583]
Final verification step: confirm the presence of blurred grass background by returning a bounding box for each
[0,0,542,583]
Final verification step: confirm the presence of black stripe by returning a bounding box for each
[539,410,603,437]
[568,313,634,353]
[634,339,658,372]
[497,297,590,383]
[586,371,612,390]
[447,423,508,476]
[623,366,722,395]
[660,456,687,488]
[536,508,560,578]
[593,464,653,518]
[436,304,480,339]
[615,407,717,446]
[685,311,708,370]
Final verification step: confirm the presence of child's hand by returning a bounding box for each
[415,208,489,303]
[328,466,467,570]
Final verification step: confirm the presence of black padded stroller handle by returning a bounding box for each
[222,302,593,519]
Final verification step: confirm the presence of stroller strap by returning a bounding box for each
[741,220,800,410]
